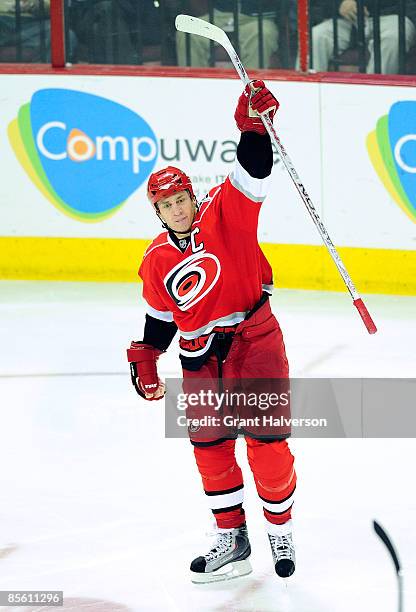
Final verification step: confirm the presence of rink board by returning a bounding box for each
[0,236,414,296]
[0,74,415,293]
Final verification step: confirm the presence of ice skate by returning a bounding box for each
[267,520,296,578]
[190,523,252,583]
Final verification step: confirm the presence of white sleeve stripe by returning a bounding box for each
[145,303,174,322]
[230,159,271,203]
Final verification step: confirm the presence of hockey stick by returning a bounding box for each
[373,520,403,612]
[175,15,377,335]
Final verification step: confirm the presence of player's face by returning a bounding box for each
[157,190,196,235]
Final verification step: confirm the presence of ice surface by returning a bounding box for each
[0,281,415,611]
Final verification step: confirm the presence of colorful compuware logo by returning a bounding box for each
[8,89,158,222]
[367,101,416,223]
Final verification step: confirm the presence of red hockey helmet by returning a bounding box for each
[147,166,195,208]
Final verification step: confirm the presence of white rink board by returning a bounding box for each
[321,83,416,249]
[0,73,415,249]
[0,75,321,243]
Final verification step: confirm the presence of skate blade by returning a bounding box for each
[191,559,252,584]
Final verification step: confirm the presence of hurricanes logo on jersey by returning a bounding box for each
[164,251,221,311]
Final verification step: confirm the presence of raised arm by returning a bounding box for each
[234,79,278,179]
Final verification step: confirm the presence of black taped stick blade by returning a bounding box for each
[373,520,401,574]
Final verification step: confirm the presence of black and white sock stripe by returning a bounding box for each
[259,485,296,515]
[205,483,244,514]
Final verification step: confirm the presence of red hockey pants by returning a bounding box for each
[183,300,296,529]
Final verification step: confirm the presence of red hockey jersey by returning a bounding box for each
[139,160,273,359]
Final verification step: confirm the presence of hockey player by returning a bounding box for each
[127,80,296,583]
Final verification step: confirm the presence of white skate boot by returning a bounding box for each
[190,523,252,583]
[267,520,296,578]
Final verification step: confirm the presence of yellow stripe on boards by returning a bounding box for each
[260,243,416,295]
[0,237,151,282]
[0,237,415,295]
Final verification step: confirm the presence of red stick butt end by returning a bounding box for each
[353,298,378,334]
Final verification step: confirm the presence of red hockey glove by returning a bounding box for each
[127,341,165,401]
[234,79,279,135]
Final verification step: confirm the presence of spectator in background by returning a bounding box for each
[176,0,279,68]
[0,0,50,62]
[69,0,136,64]
[311,0,416,73]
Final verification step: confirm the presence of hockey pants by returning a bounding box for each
[183,300,296,529]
